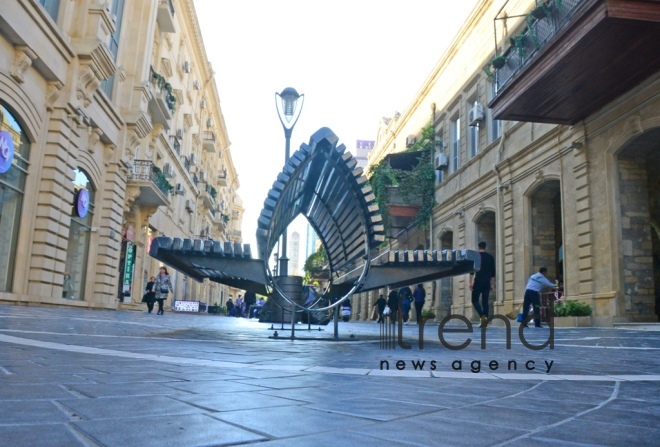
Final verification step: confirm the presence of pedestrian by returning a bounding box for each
[226,298,234,317]
[522,267,556,328]
[399,286,413,324]
[142,276,156,313]
[413,284,426,324]
[341,298,352,322]
[244,291,256,318]
[387,288,399,324]
[153,267,173,315]
[469,241,496,328]
[253,296,266,319]
[372,294,387,323]
[234,295,244,317]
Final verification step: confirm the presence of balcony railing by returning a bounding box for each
[173,138,180,155]
[494,0,583,93]
[128,161,172,196]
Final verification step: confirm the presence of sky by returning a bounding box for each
[194,0,479,266]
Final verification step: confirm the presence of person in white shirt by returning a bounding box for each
[522,267,556,328]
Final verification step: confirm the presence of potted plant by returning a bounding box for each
[531,4,548,20]
[492,56,506,69]
[208,301,221,314]
[552,300,592,327]
[421,309,436,320]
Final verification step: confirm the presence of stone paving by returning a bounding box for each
[0,304,658,446]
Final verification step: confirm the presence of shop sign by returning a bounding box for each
[122,242,135,297]
[174,300,200,312]
[76,188,90,218]
[124,225,135,242]
[0,131,15,174]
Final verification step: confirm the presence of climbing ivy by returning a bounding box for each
[367,122,436,236]
[303,245,328,283]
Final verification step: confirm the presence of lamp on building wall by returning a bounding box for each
[274,87,304,276]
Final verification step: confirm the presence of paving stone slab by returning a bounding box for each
[0,384,76,400]
[307,396,445,421]
[0,400,71,424]
[164,380,269,394]
[173,391,301,412]
[64,382,190,398]
[73,413,266,447]
[531,420,660,446]
[352,411,528,447]
[252,430,413,447]
[211,405,376,438]
[58,395,203,420]
[0,424,86,447]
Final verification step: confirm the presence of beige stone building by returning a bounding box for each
[361,0,660,326]
[0,0,243,310]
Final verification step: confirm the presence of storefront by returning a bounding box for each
[0,103,30,293]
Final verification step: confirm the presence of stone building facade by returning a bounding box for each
[0,0,243,310]
[360,0,660,326]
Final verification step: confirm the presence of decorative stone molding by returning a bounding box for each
[103,144,116,166]
[10,46,37,83]
[151,123,164,143]
[161,57,173,78]
[77,64,101,107]
[124,185,141,213]
[87,127,104,153]
[139,206,159,226]
[623,114,644,137]
[46,81,64,111]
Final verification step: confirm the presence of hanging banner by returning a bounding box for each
[0,131,15,174]
[122,241,135,298]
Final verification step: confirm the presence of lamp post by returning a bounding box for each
[275,87,304,277]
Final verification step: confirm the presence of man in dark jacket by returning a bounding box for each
[372,294,387,323]
[413,284,426,324]
[469,241,496,328]
[387,289,399,324]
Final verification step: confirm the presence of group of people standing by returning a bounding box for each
[226,292,265,318]
[141,267,173,315]
[373,284,426,324]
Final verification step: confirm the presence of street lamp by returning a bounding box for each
[275,87,304,277]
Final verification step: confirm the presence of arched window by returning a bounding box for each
[63,169,95,300]
[0,103,31,291]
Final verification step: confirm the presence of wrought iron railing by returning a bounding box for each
[173,138,180,155]
[128,160,172,196]
[494,0,584,93]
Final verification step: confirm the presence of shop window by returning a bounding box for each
[0,104,31,292]
[63,169,96,300]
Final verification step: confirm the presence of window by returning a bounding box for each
[63,169,95,300]
[436,132,444,185]
[488,80,502,143]
[0,104,31,292]
[451,116,461,173]
[100,0,126,98]
[38,0,60,21]
[468,101,479,158]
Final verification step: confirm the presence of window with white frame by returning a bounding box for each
[468,100,479,158]
[488,80,502,143]
[436,132,444,184]
[451,116,460,173]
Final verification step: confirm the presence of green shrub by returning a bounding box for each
[421,309,436,319]
[554,301,592,317]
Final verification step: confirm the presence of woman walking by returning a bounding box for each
[154,267,173,315]
[142,276,156,313]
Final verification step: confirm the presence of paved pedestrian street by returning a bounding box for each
[0,304,658,447]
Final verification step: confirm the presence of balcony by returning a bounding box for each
[386,186,422,237]
[202,131,216,153]
[126,160,172,207]
[200,183,217,209]
[217,169,228,187]
[489,0,660,124]
[156,0,176,33]
[148,68,174,129]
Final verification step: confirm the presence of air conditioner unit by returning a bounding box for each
[434,153,449,170]
[162,163,175,178]
[193,80,201,90]
[200,99,206,109]
[185,199,194,213]
[406,135,416,148]
[199,171,207,182]
[175,129,184,139]
[175,183,185,195]
[190,153,198,165]
[468,102,484,127]
[183,61,191,73]
[206,118,213,128]
[215,203,223,213]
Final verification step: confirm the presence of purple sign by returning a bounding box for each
[0,131,15,174]
[76,188,90,218]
